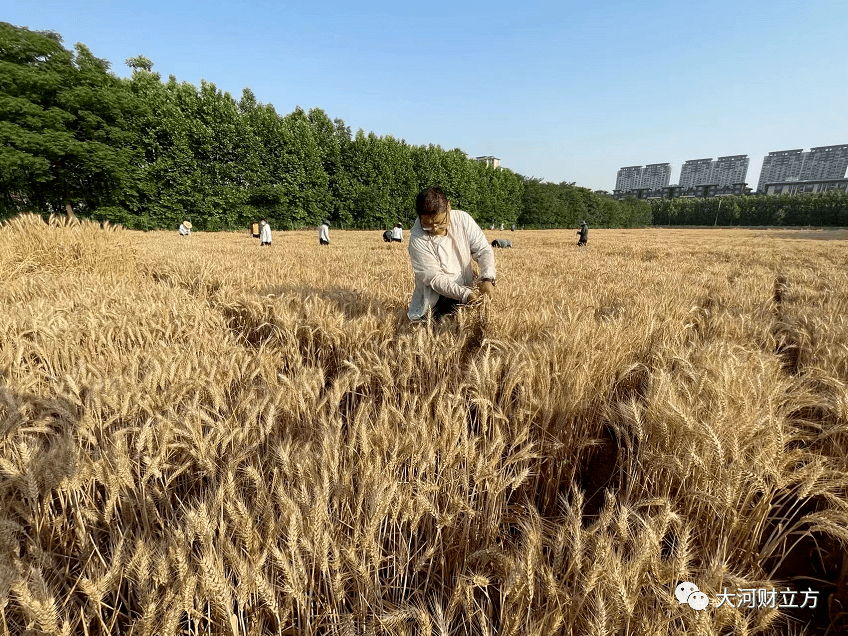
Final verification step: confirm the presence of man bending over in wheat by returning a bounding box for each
[407,187,496,322]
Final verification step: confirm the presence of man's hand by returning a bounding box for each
[467,289,483,304]
[477,280,495,298]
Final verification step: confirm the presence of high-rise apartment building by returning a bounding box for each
[756,149,805,192]
[615,166,643,192]
[640,163,672,190]
[799,145,848,181]
[757,145,848,191]
[712,155,749,186]
[679,158,715,188]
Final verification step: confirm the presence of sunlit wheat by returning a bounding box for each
[1,215,846,634]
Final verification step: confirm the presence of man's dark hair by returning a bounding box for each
[416,187,448,217]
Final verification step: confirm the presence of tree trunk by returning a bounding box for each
[64,199,77,220]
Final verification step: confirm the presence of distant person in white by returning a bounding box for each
[391,223,403,242]
[407,187,496,321]
[319,220,330,245]
[259,220,272,246]
[178,221,191,236]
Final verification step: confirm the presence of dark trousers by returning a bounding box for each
[320,239,329,245]
[432,294,462,320]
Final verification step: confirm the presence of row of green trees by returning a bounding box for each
[0,23,650,231]
[521,179,651,228]
[649,190,848,227]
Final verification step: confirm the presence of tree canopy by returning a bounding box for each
[0,23,140,218]
[0,22,659,230]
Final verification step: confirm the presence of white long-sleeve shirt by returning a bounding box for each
[392,226,403,241]
[178,223,190,236]
[319,224,330,242]
[407,209,496,321]
[260,223,272,243]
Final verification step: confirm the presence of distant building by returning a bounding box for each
[679,158,715,189]
[799,145,848,181]
[613,182,748,200]
[474,156,501,169]
[712,155,749,186]
[641,163,672,190]
[763,178,848,195]
[756,149,806,192]
[756,145,848,192]
[676,155,749,189]
[614,155,752,197]
[615,165,643,192]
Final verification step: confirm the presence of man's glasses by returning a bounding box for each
[421,210,450,231]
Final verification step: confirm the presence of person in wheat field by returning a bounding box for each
[259,220,272,246]
[319,220,330,245]
[178,220,192,236]
[407,187,496,321]
[577,220,589,246]
[391,222,403,242]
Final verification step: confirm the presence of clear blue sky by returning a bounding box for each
[5,0,847,191]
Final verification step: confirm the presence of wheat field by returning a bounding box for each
[1,213,847,636]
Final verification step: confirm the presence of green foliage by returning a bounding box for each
[649,191,848,227]
[0,23,140,219]
[343,131,416,229]
[126,71,203,228]
[307,108,356,227]
[274,107,331,228]
[618,196,652,227]
[125,55,153,72]
[518,180,650,228]
[472,161,523,226]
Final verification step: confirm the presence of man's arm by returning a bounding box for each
[408,239,472,302]
[464,215,496,280]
